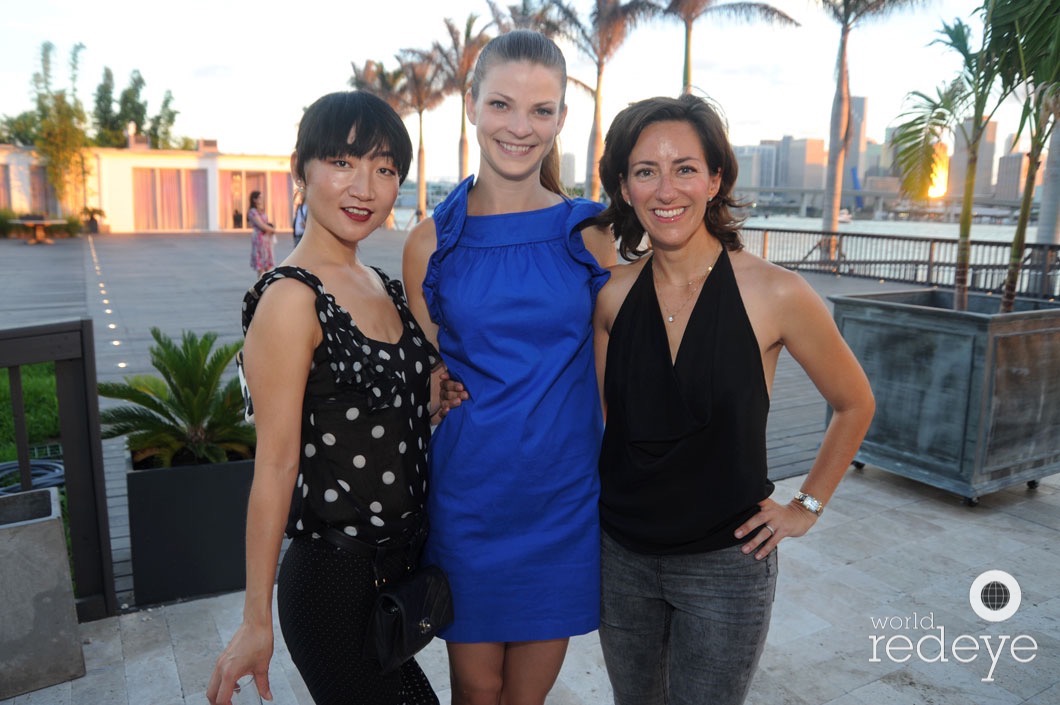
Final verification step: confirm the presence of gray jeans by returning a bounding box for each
[599,531,777,705]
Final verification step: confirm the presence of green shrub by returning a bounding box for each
[59,215,81,237]
[0,208,15,238]
[0,363,60,463]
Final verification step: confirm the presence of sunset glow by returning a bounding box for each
[929,164,949,199]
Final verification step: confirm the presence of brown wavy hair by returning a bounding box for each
[593,94,746,260]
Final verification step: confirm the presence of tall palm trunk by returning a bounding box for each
[417,111,427,222]
[682,20,693,94]
[822,23,851,236]
[459,99,469,181]
[955,142,979,312]
[586,64,605,201]
[999,142,1043,311]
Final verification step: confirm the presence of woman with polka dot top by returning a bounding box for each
[207,92,442,705]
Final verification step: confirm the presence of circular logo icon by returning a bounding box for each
[969,570,1021,622]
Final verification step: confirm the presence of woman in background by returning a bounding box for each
[247,190,276,278]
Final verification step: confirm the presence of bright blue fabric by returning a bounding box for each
[423,177,608,642]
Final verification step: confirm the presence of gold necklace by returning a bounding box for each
[651,248,722,323]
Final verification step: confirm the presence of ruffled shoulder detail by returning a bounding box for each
[563,197,611,302]
[241,266,435,412]
[423,175,474,326]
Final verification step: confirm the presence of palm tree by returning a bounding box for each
[488,0,567,36]
[891,6,1011,311]
[433,15,493,181]
[398,49,448,223]
[551,0,661,201]
[350,59,410,116]
[990,0,1059,312]
[98,328,255,468]
[819,1,924,234]
[664,1,798,94]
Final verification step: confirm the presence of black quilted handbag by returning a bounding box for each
[367,564,454,673]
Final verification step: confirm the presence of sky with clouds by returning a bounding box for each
[1,0,1027,181]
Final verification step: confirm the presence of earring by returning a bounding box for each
[297,184,305,193]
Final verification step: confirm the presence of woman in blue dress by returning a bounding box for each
[403,30,616,705]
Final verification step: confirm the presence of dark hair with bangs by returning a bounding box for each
[293,91,413,184]
[592,93,747,261]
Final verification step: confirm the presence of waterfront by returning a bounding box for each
[394,207,1047,245]
[739,214,1041,244]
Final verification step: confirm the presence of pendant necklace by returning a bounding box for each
[652,247,723,323]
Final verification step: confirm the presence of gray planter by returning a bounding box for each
[127,458,254,605]
[830,288,1060,504]
[0,488,86,699]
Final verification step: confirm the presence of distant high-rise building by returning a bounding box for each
[996,152,1028,202]
[863,139,884,179]
[788,138,827,191]
[734,144,778,191]
[561,152,577,189]
[948,118,998,199]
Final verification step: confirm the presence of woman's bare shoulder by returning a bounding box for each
[597,257,648,321]
[730,248,810,297]
[404,217,438,259]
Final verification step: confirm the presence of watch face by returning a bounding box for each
[798,494,821,513]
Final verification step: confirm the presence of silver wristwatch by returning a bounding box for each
[793,491,824,516]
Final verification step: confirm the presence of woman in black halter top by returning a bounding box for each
[590,95,876,705]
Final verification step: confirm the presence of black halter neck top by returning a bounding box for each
[599,247,774,554]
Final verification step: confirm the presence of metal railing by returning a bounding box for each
[0,319,118,621]
[743,226,1060,299]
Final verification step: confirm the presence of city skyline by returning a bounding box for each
[1,0,1029,182]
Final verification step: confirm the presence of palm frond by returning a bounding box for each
[97,328,255,467]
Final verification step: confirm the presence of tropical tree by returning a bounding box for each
[433,14,493,180]
[398,49,448,222]
[990,0,1060,312]
[93,67,125,147]
[32,41,89,214]
[664,1,798,94]
[350,59,410,115]
[1,111,41,146]
[118,70,148,137]
[551,0,661,201]
[892,4,1011,311]
[488,0,567,36]
[819,1,924,234]
[147,90,180,149]
[98,328,255,468]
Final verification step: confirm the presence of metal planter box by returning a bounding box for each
[0,488,86,699]
[830,289,1060,503]
[127,458,254,605]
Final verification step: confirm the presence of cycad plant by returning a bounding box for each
[98,327,255,468]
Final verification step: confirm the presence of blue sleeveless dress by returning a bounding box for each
[422,177,609,642]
